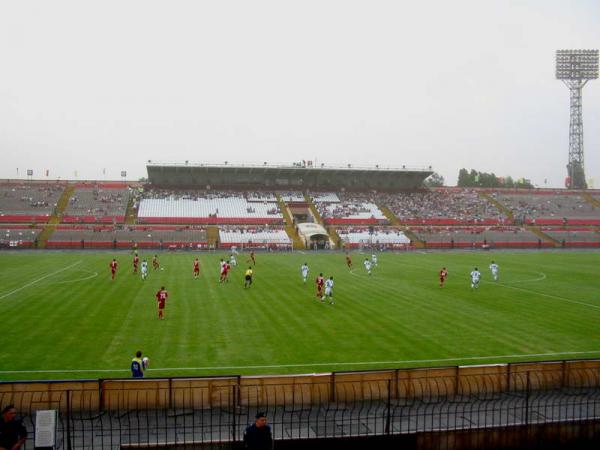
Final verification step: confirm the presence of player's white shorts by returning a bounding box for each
[141,268,148,275]
[302,271,309,278]
[472,278,480,284]
[324,287,332,297]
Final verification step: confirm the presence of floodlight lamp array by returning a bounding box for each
[556,49,599,80]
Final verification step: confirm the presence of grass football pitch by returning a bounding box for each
[0,250,599,381]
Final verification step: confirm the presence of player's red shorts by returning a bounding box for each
[194,268,200,274]
[157,300,165,309]
[317,287,323,296]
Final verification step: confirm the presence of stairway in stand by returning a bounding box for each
[276,194,305,249]
[206,226,220,249]
[526,225,561,247]
[582,192,600,208]
[378,204,424,248]
[124,194,138,225]
[36,185,75,248]
[478,192,514,222]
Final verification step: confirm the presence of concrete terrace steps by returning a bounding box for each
[276,194,305,249]
[304,193,324,226]
[36,185,76,248]
[124,195,137,225]
[526,225,561,247]
[583,192,600,209]
[478,192,514,222]
[379,204,424,248]
[206,226,220,248]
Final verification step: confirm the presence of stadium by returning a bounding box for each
[1,163,600,449]
[2,2,600,448]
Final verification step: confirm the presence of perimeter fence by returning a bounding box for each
[1,359,599,449]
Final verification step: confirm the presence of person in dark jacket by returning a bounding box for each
[243,412,272,450]
[0,405,27,450]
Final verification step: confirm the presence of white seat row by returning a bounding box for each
[311,192,340,203]
[320,202,387,220]
[138,198,282,219]
[219,229,291,244]
[339,230,410,244]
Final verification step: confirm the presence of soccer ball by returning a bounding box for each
[160,267,164,271]
[142,357,150,369]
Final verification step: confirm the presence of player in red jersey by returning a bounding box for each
[193,258,200,279]
[133,254,139,274]
[345,253,353,269]
[109,258,118,280]
[152,255,160,270]
[222,261,231,282]
[246,251,256,266]
[439,267,448,287]
[315,273,325,298]
[155,286,168,319]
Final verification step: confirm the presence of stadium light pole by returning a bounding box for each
[556,49,599,189]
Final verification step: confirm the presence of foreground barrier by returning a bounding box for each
[0,359,599,449]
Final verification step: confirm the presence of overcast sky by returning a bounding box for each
[1,0,599,187]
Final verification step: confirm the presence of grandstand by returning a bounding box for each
[1,165,600,250]
[62,186,130,223]
[46,225,208,249]
[494,190,600,225]
[0,183,64,222]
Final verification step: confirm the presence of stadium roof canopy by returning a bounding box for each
[147,162,432,191]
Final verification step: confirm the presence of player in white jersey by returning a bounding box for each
[300,263,309,283]
[364,258,372,275]
[322,276,334,304]
[489,261,499,281]
[371,253,378,267]
[470,267,481,289]
[141,260,148,280]
[229,254,237,267]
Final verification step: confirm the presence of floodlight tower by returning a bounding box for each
[556,49,599,189]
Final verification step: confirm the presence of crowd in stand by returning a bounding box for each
[494,193,599,221]
[66,189,129,217]
[383,190,506,222]
[0,185,63,211]
[313,192,386,220]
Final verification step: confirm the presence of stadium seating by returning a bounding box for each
[138,190,283,224]
[411,226,546,248]
[382,189,507,225]
[278,191,306,203]
[218,226,291,248]
[313,192,387,224]
[336,227,410,248]
[46,225,208,248]
[62,188,130,223]
[0,226,42,247]
[0,184,64,222]
[493,192,600,225]
[540,228,600,247]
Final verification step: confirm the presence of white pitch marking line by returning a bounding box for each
[1,351,599,374]
[491,281,600,310]
[0,261,82,300]
[54,271,98,284]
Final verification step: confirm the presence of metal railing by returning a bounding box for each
[1,363,599,449]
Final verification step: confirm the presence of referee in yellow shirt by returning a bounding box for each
[244,267,253,288]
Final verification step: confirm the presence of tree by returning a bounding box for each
[457,168,470,187]
[424,172,445,187]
